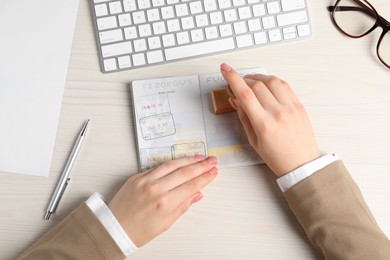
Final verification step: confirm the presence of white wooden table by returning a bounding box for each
[1,1,390,259]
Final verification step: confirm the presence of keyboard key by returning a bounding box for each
[277,10,308,27]
[165,38,235,61]
[254,31,267,44]
[176,31,190,44]
[109,1,122,14]
[283,26,299,39]
[204,0,217,12]
[218,0,231,9]
[134,39,147,52]
[219,24,233,36]
[191,29,205,42]
[103,58,117,71]
[205,26,219,39]
[133,11,146,24]
[196,14,209,27]
[268,29,282,42]
[118,13,132,26]
[210,12,223,25]
[161,6,174,19]
[283,26,296,34]
[118,55,132,68]
[102,42,132,57]
[175,4,189,17]
[147,50,164,63]
[153,21,167,34]
[147,9,160,22]
[162,34,175,47]
[224,9,238,22]
[123,0,136,11]
[284,32,297,40]
[139,24,152,37]
[137,0,151,9]
[253,4,266,17]
[167,19,181,32]
[262,16,276,29]
[297,24,311,37]
[281,0,305,12]
[152,0,164,7]
[189,1,203,14]
[181,17,195,30]
[248,19,261,31]
[97,16,117,30]
[99,29,123,44]
[267,2,281,15]
[236,34,253,48]
[233,21,247,34]
[148,36,162,49]
[238,6,251,19]
[132,53,146,66]
[233,0,246,7]
[95,4,108,17]
[124,26,138,39]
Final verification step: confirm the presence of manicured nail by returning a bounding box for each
[195,155,207,161]
[209,167,218,175]
[207,156,217,164]
[191,193,203,204]
[220,63,232,72]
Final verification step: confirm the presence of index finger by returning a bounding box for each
[159,156,218,191]
[220,63,265,117]
[148,155,208,180]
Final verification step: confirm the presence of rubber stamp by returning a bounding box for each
[211,87,236,115]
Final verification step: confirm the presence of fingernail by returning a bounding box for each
[209,167,218,175]
[191,193,203,204]
[220,63,232,72]
[195,155,207,161]
[207,156,217,164]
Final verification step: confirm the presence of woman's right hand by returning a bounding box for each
[220,63,320,177]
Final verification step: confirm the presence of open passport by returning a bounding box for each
[130,68,266,171]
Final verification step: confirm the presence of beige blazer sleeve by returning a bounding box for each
[17,203,125,260]
[284,160,390,259]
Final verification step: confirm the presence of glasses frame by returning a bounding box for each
[328,0,390,69]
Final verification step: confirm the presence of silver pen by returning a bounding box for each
[44,119,90,220]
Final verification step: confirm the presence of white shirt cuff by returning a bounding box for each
[86,192,137,256]
[276,154,338,192]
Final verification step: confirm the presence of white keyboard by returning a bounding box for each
[91,0,312,73]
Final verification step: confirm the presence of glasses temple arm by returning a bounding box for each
[380,16,390,26]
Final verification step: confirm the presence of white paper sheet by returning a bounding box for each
[0,0,79,176]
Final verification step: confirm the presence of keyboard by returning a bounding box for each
[91,0,312,73]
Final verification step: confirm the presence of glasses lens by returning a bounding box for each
[333,0,378,37]
[378,31,390,68]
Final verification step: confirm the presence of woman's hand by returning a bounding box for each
[108,155,218,247]
[220,63,320,177]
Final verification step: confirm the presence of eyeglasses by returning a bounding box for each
[327,0,390,69]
